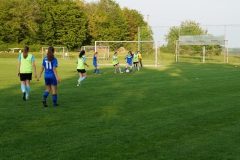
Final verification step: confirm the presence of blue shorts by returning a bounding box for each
[93,63,98,67]
[45,77,57,86]
[127,62,132,66]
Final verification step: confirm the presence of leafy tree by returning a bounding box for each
[0,0,41,44]
[0,0,152,51]
[122,8,150,41]
[164,20,208,54]
[83,0,129,50]
[37,0,87,49]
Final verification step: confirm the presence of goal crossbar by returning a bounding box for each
[175,35,228,63]
[95,40,161,67]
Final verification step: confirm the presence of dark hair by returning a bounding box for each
[23,46,29,59]
[47,46,55,61]
[79,50,85,58]
[94,52,98,56]
[129,51,133,56]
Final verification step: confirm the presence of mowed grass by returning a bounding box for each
[1,57,240,160]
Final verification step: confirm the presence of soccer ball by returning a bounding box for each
[126,69,130,73]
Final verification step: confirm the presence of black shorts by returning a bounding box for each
[77,69,86,73]
[20,73,32,81]
[133,62,139,64]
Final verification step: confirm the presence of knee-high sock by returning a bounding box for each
[52,94,57,105]
[80,77,86,82]
[97,69,100,74]
[21,84,26,93]
[26,86,30,95]
[119,68,122,72]
[43,91,49,101]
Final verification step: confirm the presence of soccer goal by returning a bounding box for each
[94,41,162,67]
[175,35,228,63]
[81,46,110,60]
[41,46,68,59]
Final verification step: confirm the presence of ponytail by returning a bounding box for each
[79,50,85,58]
[47,46,55,61]
[23,46,29,59]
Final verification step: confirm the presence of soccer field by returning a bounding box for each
[0,57,240,159]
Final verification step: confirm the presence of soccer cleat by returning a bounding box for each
[42,100,48,107]
[22,92,26,101]
[77,80,81,86]
[54,104,60,107]
[120,72,123,74]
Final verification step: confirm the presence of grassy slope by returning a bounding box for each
[0,57,240,160]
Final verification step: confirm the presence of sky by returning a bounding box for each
[85,0,240,47]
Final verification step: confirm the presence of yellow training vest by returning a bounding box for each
[20,54,33,73]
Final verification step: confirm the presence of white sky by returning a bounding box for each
[85,0,240,47]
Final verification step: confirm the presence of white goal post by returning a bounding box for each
[81,46,110,59]
[175,35,228,63]
[94,41,162,67]
[41,46,68,59]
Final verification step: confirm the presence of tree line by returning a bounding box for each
[0,0,151,51]
[0,0,221,55]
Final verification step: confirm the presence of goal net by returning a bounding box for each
[41,46,68,59]
[94,41,162,67]
[81,46,109,59]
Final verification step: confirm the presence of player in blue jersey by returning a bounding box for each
[76,50,89,86]
[17,46,37,100]
[93,52,100,75]
[37,46,60,107]
[124,51,133,73]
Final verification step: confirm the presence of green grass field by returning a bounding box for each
[1,56,240,160]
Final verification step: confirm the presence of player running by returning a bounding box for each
[76,50,89,86]
[124,51,133,73]
[112,52,123,74]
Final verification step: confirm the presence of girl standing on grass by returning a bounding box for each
[138,51,143,67]
[37,46,60,107]
[17,46,37,100]
[76,50,89,86]
[93,52,100,75]
[133,51,140,72]
[112,52,123,74]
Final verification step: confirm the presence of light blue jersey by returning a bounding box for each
[93,55,98,67]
